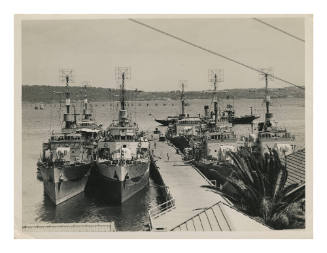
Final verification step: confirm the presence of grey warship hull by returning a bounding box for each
[38,162,91,205]
[95,161,150,203]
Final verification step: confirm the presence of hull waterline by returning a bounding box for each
[95,161,150,203]
[38,163,91,205]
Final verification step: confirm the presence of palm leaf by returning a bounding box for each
[282,184,305,203]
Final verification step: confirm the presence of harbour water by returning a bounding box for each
[22,97,305,231]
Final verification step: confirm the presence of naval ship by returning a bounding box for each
[220,103,259,125]
[252,73,296,156]
[193,106,240,186]
[192,74,240,184]
[95,71,150,203]
[37,75,100,205]
[166,82,203,154]
[155,116,179,126]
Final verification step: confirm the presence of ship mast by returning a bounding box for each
[120,72,126,110]
[264,73,273,125]
[213,73,219,126]
[181,82,185,118]
[63,74,75,129]
[83,85,88,116]
[65,75,70,115]
[208,69,223,127]
[118,71,128,126]
[82,85,92,120]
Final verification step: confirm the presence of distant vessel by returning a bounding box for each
[155,116,179,126]
[231,114,259,124]
[95,71,150,203]
[37,75,100,205]
[155,85,188,126]
[221,104,259,125]
[167,82,203,153]
[35,103,45,110]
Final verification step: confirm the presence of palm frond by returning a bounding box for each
[282,184,305,203]
[203,149,305,229]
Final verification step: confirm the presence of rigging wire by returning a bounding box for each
[253,18,305,43]
[129,18,305,90]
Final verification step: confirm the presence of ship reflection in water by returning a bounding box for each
[35,177,165,231]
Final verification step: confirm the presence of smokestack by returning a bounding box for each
[214,101,218,126]
[204,105,209,118]
[181,99,185,117]
[73,106,77,124]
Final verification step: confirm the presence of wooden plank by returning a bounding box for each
[205,208,221,231]
[150,140,228,230]
[212,204,231,231]
[193,216,204,231]
[199,211,212,231]
[186,220,195,231]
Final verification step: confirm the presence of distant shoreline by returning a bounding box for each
[22,85,305,103]
[22,97,305,106]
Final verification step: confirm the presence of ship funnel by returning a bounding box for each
[119,109,128,123]
[204,105,209,118]
[214,101,218,126]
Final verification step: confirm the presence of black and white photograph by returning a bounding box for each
[14,14,312,238]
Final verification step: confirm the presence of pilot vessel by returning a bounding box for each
[37,75,99,205]
[95,71,150,203]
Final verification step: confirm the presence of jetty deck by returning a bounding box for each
[149,140,270,231]
[149,140,230,230]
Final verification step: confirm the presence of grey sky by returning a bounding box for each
[22,17,305,91]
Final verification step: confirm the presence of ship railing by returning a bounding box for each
[148,198,176,229]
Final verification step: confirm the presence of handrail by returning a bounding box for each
[148,198,176,220]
